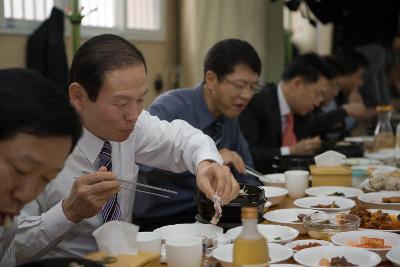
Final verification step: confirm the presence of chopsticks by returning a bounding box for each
[75,172,177,199]
[244,165,265,180]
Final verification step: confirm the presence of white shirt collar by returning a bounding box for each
[77,128,106,165]
[277,81,291,116]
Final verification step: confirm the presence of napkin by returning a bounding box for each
[93,221,139,256]
[314,150,346,166]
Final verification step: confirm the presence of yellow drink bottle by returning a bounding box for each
[233,207,269,267]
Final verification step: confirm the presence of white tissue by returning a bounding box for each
[314,150,346,166]
[93,221,139,255]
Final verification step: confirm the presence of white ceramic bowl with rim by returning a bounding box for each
[153,223,223,247]
[293,246,381,267]
[263,208,320,234]
[225,224,299,244]
[331,230,400,261]
[387,247,400,266]
[260,186,288,206]
[211,243,293,267]
[260,173,286,188]
[358,191,400,211]
[305,186,363,199]
[293,196,355,212]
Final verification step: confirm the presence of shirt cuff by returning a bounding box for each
[281,146,290,155]
[42,200,74,238]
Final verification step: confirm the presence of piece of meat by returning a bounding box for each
[211,194,222,225]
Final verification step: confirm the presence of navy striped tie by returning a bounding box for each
[203,118,224,147]
[98,141,123,222]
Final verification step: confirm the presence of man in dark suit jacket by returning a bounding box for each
[295,49,370,141]
[239,53,331,174]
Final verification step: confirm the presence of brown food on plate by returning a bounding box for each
[382,196,400,203]
[292,213,307,223]
[312,202,339,209]
[319,256,356,266]
[328,192,345,197]
[350,203,400,230]
[292,242,322,251]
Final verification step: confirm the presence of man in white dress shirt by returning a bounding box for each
[0,68,82,267]
[15,34,240,262]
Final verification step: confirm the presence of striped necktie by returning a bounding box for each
[98,141,123,222]
[203,118,224,147]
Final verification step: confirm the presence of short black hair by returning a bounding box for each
[0,68,82,151]
[69,34,147,101]
[203,39,262,80]
[322,55,342,79]
[282,53,334,83]
[333,49,369,75]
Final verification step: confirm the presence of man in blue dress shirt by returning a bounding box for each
[134,39,262,230]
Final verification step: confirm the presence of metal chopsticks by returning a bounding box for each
[244,165,265,180]
[75,172,177,198]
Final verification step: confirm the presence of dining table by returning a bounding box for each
[88,195,396,266]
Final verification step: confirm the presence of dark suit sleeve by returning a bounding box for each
[239,92,282,174]
[308,107,348,137]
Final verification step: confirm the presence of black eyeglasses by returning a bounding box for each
[222,77,262,95]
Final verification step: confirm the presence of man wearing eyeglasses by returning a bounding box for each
[239,53,330,174]
[134,39,262,231]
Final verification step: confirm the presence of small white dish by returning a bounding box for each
[260,186,288,206]
[293,196,355,212]
[211,243,293,267]
[153,223,223,247]
[331,230,400,261]
[387,247,400,266]
[305,186,363,199]
[263,208,320,234]
[344,136,374,143]
[293,246,381,267]
[260,173,285,188]
[358,191,400,211]
[225,224,299,244]
[284,239,333,252]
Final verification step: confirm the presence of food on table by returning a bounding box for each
[328,192,345,197]
[311,202,340,209]
[349,203,400,230]
[292,213,307,223]
[346,236,391,249]
[319,256,356,266]
[382,196,400,203]
[292,242,322,251]
[239,185,248,196]
[211,193,222,225]
[369,170,400,191]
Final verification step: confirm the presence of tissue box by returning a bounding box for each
[310,165,352,187]
[85,251,160,267]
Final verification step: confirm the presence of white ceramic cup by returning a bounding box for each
[137,232,161,254]
[285,170,309,199]
[165,236,202,267]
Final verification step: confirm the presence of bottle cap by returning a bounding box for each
[241,206,258,219]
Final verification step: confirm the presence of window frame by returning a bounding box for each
[0,0,166,41]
